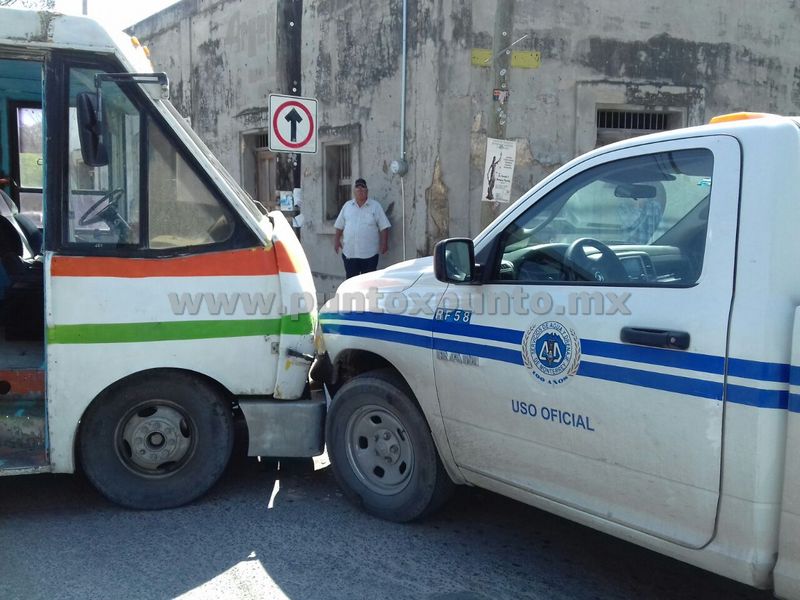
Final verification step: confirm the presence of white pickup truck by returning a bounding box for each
[319,112,800,598]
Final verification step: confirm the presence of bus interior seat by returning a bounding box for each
[0,190,41,255]
[0,193,43,341]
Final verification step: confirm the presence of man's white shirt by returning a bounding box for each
[334,198,391,258]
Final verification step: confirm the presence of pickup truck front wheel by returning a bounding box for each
[326,370,453,522]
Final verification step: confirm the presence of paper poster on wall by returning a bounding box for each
[481,138,517,203]
[279,191,294,211]
[292,187,304,209]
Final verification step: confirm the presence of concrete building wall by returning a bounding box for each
[301,0,800,296]
[132,0,800,297]
[130,0,281,181]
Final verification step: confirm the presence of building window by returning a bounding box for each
[324,143,352,221]
[596,109,681,147]
[241,131,275,211]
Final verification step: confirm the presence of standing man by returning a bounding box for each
[334,178,391,278]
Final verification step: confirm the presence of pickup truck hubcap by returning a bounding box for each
[117,402,194,476]
[345,404,414,495]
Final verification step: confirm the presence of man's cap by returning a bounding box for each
[354,178,367,188]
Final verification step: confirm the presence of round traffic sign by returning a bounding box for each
[272,100,315,150]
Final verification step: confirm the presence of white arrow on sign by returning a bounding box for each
[269,94,318,154]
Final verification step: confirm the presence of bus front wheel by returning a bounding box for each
[79,372,233,510]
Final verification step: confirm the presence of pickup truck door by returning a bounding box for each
[433,136,740,547]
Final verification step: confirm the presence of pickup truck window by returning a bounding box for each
[491,148,713,286]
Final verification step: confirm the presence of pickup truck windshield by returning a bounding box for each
[492,148,713,285]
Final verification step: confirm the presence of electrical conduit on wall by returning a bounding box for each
[400,0,407,260]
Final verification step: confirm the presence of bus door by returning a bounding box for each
[0,56,46,472]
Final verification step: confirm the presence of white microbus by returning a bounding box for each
[0,8,324,509]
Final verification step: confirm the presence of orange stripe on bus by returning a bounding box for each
[274,241,305,275]
[0,370,45,396]
[51,247,291,278]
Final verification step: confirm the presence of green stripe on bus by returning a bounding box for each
[47,314,314,344]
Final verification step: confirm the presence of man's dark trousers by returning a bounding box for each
[343,254,379,279]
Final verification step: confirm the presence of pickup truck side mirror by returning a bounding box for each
[76,92,109,167]
[434,238,477,284]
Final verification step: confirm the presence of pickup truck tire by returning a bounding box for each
[326,370,453,522]
[79,373,233,510]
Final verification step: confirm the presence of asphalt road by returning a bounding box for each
[0,455,774,600]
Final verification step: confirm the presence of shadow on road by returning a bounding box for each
[0,458,773,600]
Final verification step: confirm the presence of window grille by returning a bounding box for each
[595,109,679,148]
[596,110,668,131]
[325,143,353,220]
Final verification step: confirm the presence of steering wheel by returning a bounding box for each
[79,189,133,241]
[79,188,126,226]
[564,237,627,283]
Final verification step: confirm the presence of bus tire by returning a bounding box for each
[79,373,233,510]
[326,370,454,522]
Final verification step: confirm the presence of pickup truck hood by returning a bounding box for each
[336,256,433,295]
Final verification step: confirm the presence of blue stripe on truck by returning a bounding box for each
[577,361,723,400]
[320,312,799,411]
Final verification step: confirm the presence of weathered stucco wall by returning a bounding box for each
[301,0,800,296]
[133,0,800,297]
[130,0,280,179]
[301,0,479,295]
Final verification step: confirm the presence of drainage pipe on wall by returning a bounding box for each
[400,0,408,162]
[399,0,408,260]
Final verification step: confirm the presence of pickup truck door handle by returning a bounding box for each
[620,327,690,350]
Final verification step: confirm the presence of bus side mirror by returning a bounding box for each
[434,238,477,284]
[76,92,109,167]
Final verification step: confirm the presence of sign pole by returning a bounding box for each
[480,0,514,229]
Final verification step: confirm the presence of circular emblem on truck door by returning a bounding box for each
[522,320,581,385]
